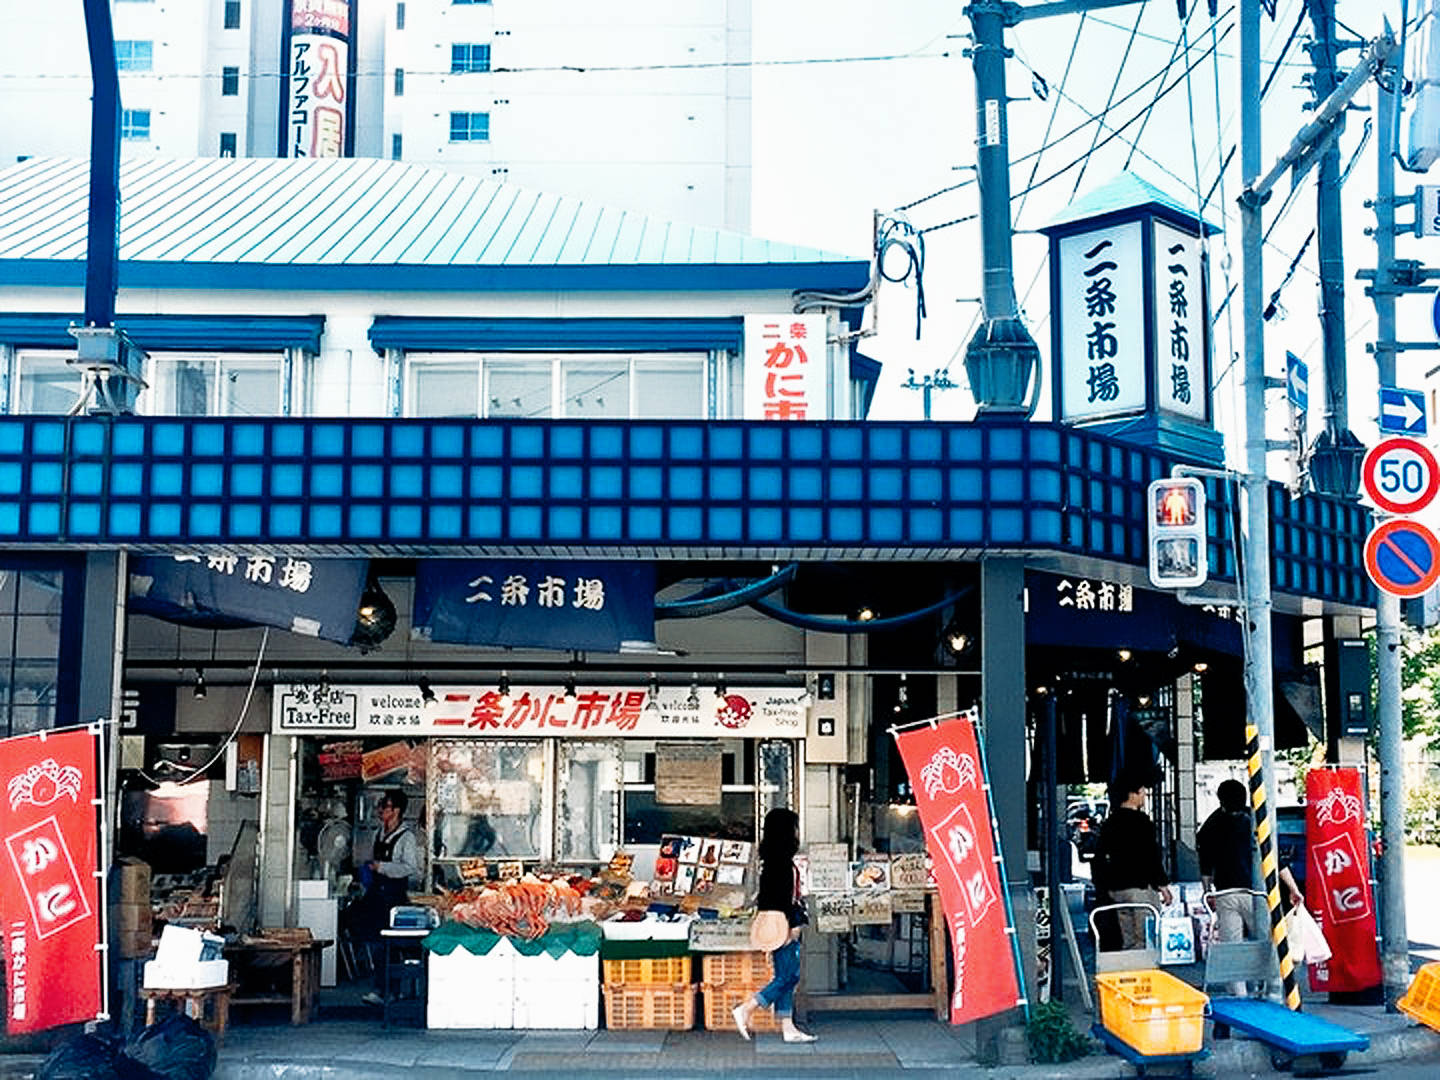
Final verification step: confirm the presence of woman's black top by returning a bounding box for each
[757,855,808,928]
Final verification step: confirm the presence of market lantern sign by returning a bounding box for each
[1055,222,1146,423]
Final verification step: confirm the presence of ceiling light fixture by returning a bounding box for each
[686,676,701,710]
[714,676,727,698]
[856,606,877,622]
[646,673,661,711]
[1193,661,1209,673]
[418,676,436,706]
[564,675,577,699]
[497,672,511,708]
[192,667,207,700]
[1117,649,1133,662]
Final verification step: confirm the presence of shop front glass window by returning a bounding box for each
[430,739,545,863]
[0,569,64,736]
[555,741,622,863]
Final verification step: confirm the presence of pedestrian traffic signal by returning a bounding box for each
[1148,477,1207,589]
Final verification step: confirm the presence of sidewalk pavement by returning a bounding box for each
[1,998,1436,1078]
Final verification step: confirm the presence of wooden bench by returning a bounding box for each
[139,983,234,1044]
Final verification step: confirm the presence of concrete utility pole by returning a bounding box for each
[1369,59,1411,1011]
[1304,0,1366,498]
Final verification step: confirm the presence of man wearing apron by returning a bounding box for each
[348,791,419,1005]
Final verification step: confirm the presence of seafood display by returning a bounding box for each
[443,874,592,939]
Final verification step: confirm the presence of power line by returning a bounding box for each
[1070,3,1146,199]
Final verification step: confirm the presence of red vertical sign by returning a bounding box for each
[894,716,1021,1024]
[1305,768,1381,993]
[0,730,101,1033]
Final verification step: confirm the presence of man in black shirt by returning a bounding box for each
[1093,777,1172,950]
[1198,779,1258,944]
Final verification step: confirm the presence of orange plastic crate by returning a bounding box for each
[1096,970,1207,1057]
[602,955,692,986]
[701,983,782,1033]
[603,983,696,1030]
[1399,961,1440,1032]
[700,951,772,987]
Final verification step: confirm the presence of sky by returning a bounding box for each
[747,0,1439,475]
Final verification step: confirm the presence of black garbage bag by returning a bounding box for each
[123,1014,217,1080]
[38,1031,160,1080]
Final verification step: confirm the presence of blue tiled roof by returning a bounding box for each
[1041,172,1220,235]
[0,157,869,292]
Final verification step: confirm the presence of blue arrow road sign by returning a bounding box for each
[1286,352,1308,411]
[1379,386,1428,437]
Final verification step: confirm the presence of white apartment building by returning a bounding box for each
[0,0,752,230]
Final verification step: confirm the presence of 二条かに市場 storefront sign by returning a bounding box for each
[272,684,809,739]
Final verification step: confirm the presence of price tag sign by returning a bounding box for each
[1361,437,1440,515]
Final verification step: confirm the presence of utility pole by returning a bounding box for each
[1368,54,1411,1011]
[1304,0,1366,498]
[900,368,958,420]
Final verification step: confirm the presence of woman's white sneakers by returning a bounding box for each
[781,1018,817,1043]
[733,1002,752,1040]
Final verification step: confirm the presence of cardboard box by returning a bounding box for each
[113,857,151,906]
[114,902,152,957]
[143,959,229,990]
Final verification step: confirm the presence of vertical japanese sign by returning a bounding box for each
[1057,222,1144,422]
[285,0,352,158]
[894,716,1021,1024]
[1305,768,1381,992]
[0,729,100,1034]
[743,314,828,420]
[1152,221,1206,421]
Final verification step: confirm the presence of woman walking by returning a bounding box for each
[732,807,816,1043]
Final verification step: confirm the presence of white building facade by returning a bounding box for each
[0,0,752,230]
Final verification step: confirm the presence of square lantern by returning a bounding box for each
[1039,174,1224,466]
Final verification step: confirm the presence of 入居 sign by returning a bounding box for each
[413,560,655,653]
[0,729,101,1034]
[285,0,352,158]
[1056,222,1145,422]
[743,314,828,420]
[274,683,809,739]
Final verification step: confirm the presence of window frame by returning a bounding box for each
[219,132,237,157]
[394,67,404,96]
[221,66,239,96]
[223,0,241,30]
[404,352,709,420]
[120,108,151,141]
[450,43,492,74]
[139,352,287,417]
[115,40,154,72]
[447,111,491,143]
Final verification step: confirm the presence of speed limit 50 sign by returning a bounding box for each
[1362,437,1440,515]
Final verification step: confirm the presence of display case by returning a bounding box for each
[429,740,547,871]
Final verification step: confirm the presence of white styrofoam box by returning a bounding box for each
[511,977,598,1029]
[296,895,339,987]
[143,959,229,990]
[427,946,515,1029]
[599,917,651,940]
[154,925,208,967]
[296,880,329,900]
[514,948,599,984]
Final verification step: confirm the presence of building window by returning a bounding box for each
[391,133,403,160]
[452,0,492,5]
[396,2,405,29]
[115,41,154,72]
[0,566,69,737]
[219,132,237,157]
[223,0,241,30]
[120,109,151,140]
[142,354,283,417]
[450,43,491,74]
[221,66,239,96]
[13,352,83,415]
[448,111,490,143]
[406,354,707,419]
[394,68,404,96]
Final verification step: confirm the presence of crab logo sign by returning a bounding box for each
[894,714,1020,1025]
[0,730,100,1034]
[1305,768,1381,994]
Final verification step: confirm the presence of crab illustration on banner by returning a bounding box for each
[1304,768,1381,994]
[893,714,1022,1024]
[0,729,101,1034]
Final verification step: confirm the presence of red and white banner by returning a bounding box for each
[0,729,101,1033]
[1305,768,1381,993]
[894,715,1021,1024]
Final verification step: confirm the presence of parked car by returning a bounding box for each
[1066,798,1108,861]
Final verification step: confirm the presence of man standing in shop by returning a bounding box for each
[343,791,420,1006]
[1092,775,1173,951]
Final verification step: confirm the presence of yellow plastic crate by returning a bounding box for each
[603,983,695,1030]
[701,983,782,1033]
[701,951,772,987]
[602,955,692,986]
[1399,961,1440,1032]
[1096,970,1207,1057]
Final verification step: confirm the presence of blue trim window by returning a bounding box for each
[452,0,492,4]
[116,40,154,72]
[394,67,405,95]
[392,133,403,160]
[224,0,241,30]
[396,2,406,29]
[405,354,707,419]
[221,65,239,96]
[451,43,491,73]
[142,354,285,417]
[448,111,490,142]
[11,352,83,415]
[120,108,151,140]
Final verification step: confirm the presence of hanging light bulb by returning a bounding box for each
[192,668,207,700]
[893,673,908,714]
[498,672,512,708]
[646,674,661,711]
[686,676,700,710]
[714,675,727,698]
[418,676,436,706]
[564,675,577,699]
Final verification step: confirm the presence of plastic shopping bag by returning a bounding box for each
[1285,905,1332,965]
[1159,915,1197,965]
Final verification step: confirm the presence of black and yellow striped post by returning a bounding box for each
[1247,724,1301,1010]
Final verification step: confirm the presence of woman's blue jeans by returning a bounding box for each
[755,937,802,1018]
